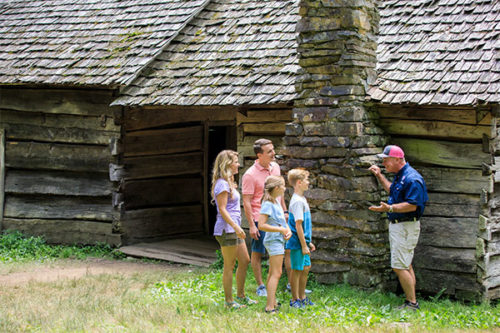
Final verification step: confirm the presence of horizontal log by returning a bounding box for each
[392,138,490,169]
[124,107,235,131]
[1,122,118,145]
[121,205,204,240]
[413,245,476,273]
[4,195,114,221]
[486,285,500,300]
[237,109,292,123]
[0,88,118,116]
[425,192,480,217]
[5,170,112,196]
[237,136,285,158]
[5,141,111,172]
[419,216,478,248]
[0,109,120,132]
[123,177,203,209]
[418,166,490,194]
[487,240,500,256]
[378,119,490,140]
[242,123,286,136]
[123,125,203,157]
[2,218,120,246]
[482,272,500,289]
[377,105,491,125]
[417,268,480,295]
[124,152,203,180]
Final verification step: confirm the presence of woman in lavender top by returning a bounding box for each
[212,150,256,309]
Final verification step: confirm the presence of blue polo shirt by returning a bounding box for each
[388,163,428,221]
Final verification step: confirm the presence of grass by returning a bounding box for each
[0,233,498,332]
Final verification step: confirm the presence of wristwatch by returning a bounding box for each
[388,205,393,213]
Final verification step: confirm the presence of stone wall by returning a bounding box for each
[284,0,392,289]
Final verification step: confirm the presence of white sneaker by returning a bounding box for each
[286,282,312,294]
[256,284,267,297]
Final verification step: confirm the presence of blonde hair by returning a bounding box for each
[262,175,285,204]
[287,168,309,187]
[211,150,238,204]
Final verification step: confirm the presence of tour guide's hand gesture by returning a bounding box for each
[369,201,390,212]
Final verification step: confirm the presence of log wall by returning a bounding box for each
[0,87,121,245]
[375,104,493,301]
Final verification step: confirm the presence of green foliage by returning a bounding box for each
[210,249,224,270]
[0,230,123,262]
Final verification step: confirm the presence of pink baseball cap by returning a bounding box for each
[377,145,404,159]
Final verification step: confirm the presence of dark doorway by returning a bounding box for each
[207,125,237,235]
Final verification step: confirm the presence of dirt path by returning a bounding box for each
[0,258,190,286]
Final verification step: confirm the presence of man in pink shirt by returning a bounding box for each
[242,138,288,297]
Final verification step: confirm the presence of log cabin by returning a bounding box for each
[0,0,499,300]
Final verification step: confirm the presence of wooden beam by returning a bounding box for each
[203,122,209,235]
[419,216,478,248]
[377,105,490,125]
[415,167,489,194]
[414,245,476,273]
[242,123,286,136]
[124,152,203,180]
[0,129,4,231]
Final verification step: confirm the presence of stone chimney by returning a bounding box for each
[285,0,392,289]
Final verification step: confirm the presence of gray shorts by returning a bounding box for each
[215,231,243,247]
[389,220,420,270]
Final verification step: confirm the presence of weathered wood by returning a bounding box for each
[237,135,285,157]
[2,218,120,246]
[419,216,478,248]
[486,285,500,300]
[123,177,202,209]
[237,109,292,123]
[5,170,112,196]
[482,272,500,289]
[203,122,209,235]
[0,129,4,230]
[124,107,235,131]
[0,122,118,145]
[417,268,480,295]
[425,192,480,217]
[121,205,204,240]
[5,141,110,172]
[242,123,286,135]
[393,138,490,169]
[414,245,476,273]
[418,167,490,194]
[378,119,490,140]
[0,88,118,116]
[124,152,203,180]
[4,195,114,221]
[377,106,491,125]
[481,255,500,279]
[487,239,500,256]
[123,125,203,157]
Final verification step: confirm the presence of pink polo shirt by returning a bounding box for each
[242,160,281,222]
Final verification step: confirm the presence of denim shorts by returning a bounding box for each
[215,231,243,247]
[251,221,266,254]
[264,239,285,256]
[290,249,311,271]
[389,220,420,269]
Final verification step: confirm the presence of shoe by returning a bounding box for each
[396,300,420,311]
[301,297,314,306]
[265,308,278,314]
[286,283,312,294]
[235,296,258,305]
[289,299,303,308]
[224,301,245,309]
[256,284,267,297]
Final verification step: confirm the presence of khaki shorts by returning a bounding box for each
[389,220,420,270]
[215,231,243,247]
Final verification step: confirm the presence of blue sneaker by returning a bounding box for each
[256,284,267,297]
[301,297,314,306]
[289,299,303,308]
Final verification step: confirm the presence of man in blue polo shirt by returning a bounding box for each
[368,145,428,311]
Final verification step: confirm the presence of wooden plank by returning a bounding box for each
[378,119,490,140]
[425,192,480,217]
[242,123,286,135]
[237,109,292,123]
[203,122,209,235]
[393,138,490,169]
[4,195,114,221]
[124,152,203,180]
[1,122,118,145]
[418,166,489,194]
[417,268,480,295]
[377,105,491,125]
[414,245,476,273]
[5,170,112,196]
[0,129,4,230]
[123,177,202,209]
[2,218,120,246]
[124,107,235,131]
[121,205,204,240]
[123,125,203,157]
[5,141,110,172]
[0,109,120,132]
[419,216,478,248]
[0,88,117,116]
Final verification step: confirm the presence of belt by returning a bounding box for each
[390,217,419,224]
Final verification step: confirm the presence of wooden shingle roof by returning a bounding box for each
[0,0,209,87]
[113,0,299,106]
[369,0,500,105]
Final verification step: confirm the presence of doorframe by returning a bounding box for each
[0,129,5,231]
